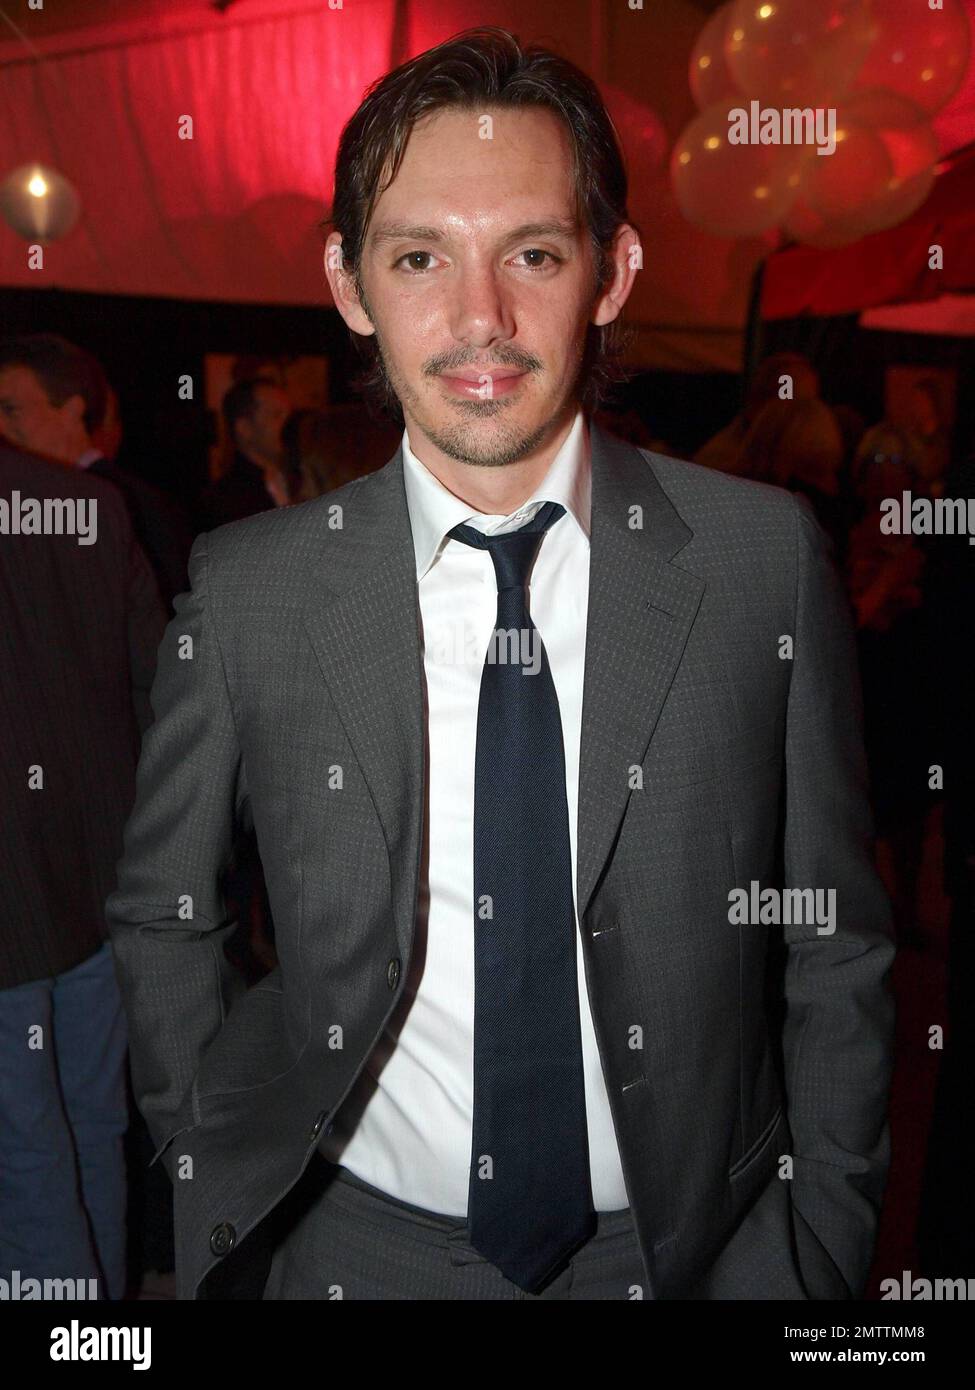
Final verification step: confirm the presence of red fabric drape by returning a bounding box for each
[0,0,399,305]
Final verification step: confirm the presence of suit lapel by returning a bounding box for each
[577,424,705,923]
[300,420,705,957]
[300,464,426,966]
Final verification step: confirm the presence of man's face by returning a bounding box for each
[330,105,620,469]
[239,384,290,463]
[0,365,85,463]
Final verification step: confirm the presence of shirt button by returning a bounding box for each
[387,957,401,990]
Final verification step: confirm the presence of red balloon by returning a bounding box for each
[785,92,938,246]
[672,101,804,238]
[801,116,892,220]
[853,0,972,116]
[845,91,939,229]
[727,0,876,104]
[603,85,669,186]
[690,2,741,110]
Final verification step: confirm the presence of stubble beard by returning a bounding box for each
[361,291,583,469]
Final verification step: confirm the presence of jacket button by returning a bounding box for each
[210,1222,236,1257]
[387,957,401,989]
[310,1111,328,1141]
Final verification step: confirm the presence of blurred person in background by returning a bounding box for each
[833,403,868,477]
[694,351,820,476]
[592,403,672,456]
[736,396,852,565]
[198,376,292,530]
[0,334,191,615]
[847,423,936,950]
[904,377,951,499]
[282,403,400,501]
[0,441,166,1299]
[281,407,343,500]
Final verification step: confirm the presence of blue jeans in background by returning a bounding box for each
[0,940,129,1299]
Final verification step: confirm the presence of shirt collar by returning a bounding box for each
[76,448,104,470]
[402,406,591,581]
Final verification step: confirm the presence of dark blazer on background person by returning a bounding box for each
[105,420,896,1301]
[196,450,278,532]
[0,443,167,990]
[88,454,193,615]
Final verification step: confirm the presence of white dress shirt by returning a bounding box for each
[318,406,629,1213]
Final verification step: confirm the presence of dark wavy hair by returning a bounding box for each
[0,332,107,434]
[321,26,637,421]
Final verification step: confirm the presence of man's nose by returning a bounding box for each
[448,266,515,347]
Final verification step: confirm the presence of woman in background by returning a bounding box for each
[282,404,401,501]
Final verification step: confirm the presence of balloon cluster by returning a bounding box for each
[673,0,971,245]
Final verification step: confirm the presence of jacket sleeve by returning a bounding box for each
[106,530,248,1173]
[781,492,897,1298]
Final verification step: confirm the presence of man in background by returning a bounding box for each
[0,333,191,614]
[198,377,292,529]
[0,440,166,1298]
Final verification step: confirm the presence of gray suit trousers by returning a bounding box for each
[263,1155,647,1300]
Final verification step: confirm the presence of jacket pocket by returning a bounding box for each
[728,1104,783,1181]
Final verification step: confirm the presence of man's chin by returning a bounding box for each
[414,407,555,469]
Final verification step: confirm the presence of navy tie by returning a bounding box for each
[447,499,596,1293]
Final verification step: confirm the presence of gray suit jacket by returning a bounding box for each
[105,420,896,1300]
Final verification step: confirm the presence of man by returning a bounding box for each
[198,376,292,530]
[0,334,192,613]
[106,26,895,1301]
[0,441,166,1299]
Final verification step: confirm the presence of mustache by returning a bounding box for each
[423,349,542,377]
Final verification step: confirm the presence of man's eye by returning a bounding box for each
[514,248,561,271]
[393,248,562,274]
[395,251,437,273]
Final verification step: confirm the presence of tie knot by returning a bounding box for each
[448,500,566,592]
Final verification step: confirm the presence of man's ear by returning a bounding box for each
[592,223,641,330]
[63,392,88,428]
[324,233,375,337]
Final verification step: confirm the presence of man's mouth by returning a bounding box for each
[438,369,529,399]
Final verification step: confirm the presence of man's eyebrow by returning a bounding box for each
[368,218,580,250]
